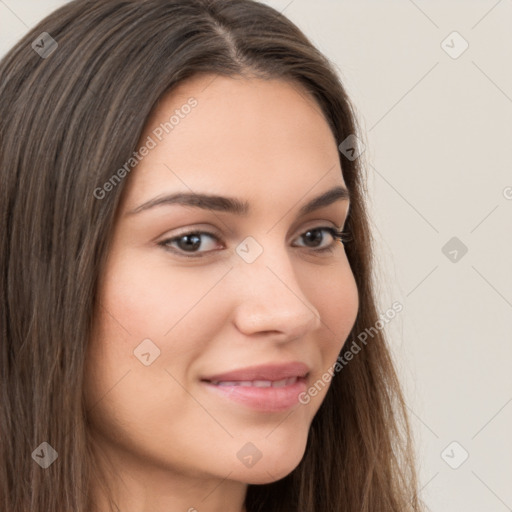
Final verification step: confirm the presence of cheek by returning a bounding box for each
[290,263,358,414]
[304,260,359,381]
[309,259,359,337]
[99,250,230,341]
[83,254,223,458]
[86,250,232,412]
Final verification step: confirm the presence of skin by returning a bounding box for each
[84,73,359,512]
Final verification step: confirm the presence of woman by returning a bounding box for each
[0,1,424,510]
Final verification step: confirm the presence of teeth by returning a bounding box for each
[211,377,298,387]
[253,380,272,387]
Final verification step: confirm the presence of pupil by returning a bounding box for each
[304,229,322,247]
[179,234,201,251]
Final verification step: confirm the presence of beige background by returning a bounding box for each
[1,1,511,510]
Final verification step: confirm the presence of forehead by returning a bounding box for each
[122,74,345,210]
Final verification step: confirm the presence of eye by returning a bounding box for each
[292,226,348,253]
[158,226,351,259]
[158,231,221,257]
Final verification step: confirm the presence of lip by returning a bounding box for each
[201,362,310,383]
[200,362,310,412]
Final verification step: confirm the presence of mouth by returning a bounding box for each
[201,361,310,383]
[206,376,302,388]
[200,362,310,412]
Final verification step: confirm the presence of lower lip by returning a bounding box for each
[201,378,308,412]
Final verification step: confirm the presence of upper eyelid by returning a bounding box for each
[163,220,344,242]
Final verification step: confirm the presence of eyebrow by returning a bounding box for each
[126,185,350,217]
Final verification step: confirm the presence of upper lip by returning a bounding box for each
[201,362,310,382]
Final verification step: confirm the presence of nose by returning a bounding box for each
[230,243,322,341]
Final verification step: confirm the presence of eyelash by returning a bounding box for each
[158,226,352,259]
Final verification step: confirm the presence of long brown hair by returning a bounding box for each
[0,1,424,510]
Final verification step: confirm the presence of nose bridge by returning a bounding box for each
[231,234,321,336]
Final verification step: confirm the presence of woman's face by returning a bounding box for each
[84,74,359,506]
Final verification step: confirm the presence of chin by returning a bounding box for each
[239,465,300,485]
[235,448,306,485]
